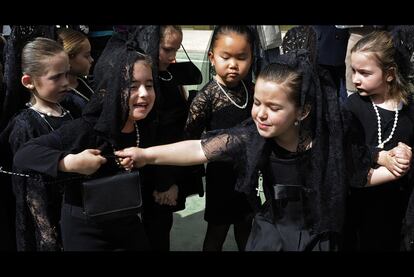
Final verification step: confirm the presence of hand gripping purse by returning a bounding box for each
[82,170,142,221]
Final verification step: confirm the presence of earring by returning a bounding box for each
[294,120,299,126]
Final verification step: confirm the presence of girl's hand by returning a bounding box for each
[60,149,107,175]
[384,143,412,177]
[115,147,147,168]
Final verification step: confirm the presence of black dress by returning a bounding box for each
[185,79,258,224]
[150,73,203,212]
[13,118,153,251]
[246,141,334,251]
[1,107,74,251]
[200,120,342,251]
[343,93,414,251]
[142,72,204,251]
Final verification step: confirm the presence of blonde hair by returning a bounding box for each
[351,30,413,104]
[57,28,88,58]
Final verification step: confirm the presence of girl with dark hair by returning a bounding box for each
[13,42,156,251]
[182,25,259,251]
[115,49,411,251]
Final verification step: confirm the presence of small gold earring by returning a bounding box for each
[294,120,299,126]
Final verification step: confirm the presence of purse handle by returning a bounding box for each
[181,43,192,62]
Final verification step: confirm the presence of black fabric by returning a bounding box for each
[167,61,202,86]
[147,75,204,214]
[343,93,414,251]
[201,50,356,237]
[186,78,258,224]
[1,108,74,251]
[13,39,157,251]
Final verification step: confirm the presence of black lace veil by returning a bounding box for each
[202,49,347,234]
[62,35,154,149]
[272,49,347,234]
[389,25,414,86]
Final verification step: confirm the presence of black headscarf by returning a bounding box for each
[268,49,347,234]
[60,37,154,151]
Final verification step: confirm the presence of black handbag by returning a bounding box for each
[82,170,142,221]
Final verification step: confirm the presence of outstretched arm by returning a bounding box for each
[115,140,207,168]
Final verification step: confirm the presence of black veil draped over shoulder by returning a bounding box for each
[60,34,156,153]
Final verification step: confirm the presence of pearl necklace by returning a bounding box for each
[114,122,140,171]
[27,102,73,131]
[215,78,248,109]
[69,77,94,101]
[371,99,399,149]
[158,70,173,82]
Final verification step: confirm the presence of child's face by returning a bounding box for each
[159,30,182,71]
[128,61,155,121]
[209,32,252,87]
[251,79,301,140]
[32,52,70,103]
[69,39,93,77]
[351,51,391,98]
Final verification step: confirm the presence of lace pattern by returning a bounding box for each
[184,79,254,139]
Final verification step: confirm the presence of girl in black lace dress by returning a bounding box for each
[183,25,259,251]
[116,49,411,251]
[0,38,76,251]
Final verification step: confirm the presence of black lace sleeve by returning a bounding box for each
[200,118,266,195]
[184,82,213,139]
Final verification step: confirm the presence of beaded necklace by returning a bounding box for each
[215,77,248,109]
[27,102,74,131]
[159,70,173,82]
[69,77,94,101]
[371,98,399,149]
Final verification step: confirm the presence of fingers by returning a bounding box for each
[86,149,101,155]
[114,147,135,158]
[398,142,412,150]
